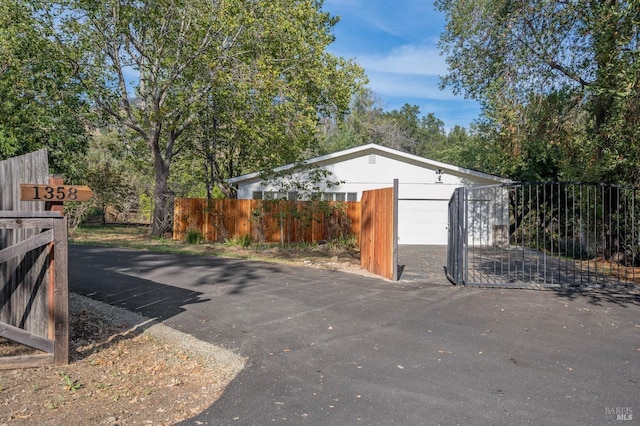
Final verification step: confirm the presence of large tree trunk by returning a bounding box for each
[150,146,173,237]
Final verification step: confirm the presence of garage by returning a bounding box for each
[398,199,449,245]
[229,143,511,245]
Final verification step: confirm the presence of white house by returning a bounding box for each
[228,144,511,245]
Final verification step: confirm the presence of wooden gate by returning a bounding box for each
[1,149,69,368]
[360,180,399,280]
[0,212,68,368]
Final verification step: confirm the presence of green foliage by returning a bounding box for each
[327,234,358,251]
[32,0,364,235]
[436,0,640,183]
[226,234,252,248]
[59,372,82,392]
[65,131,152,228]
[185,229,204,245]
[320,202,354,242]
[0,0,90,177]
[316,94,465,169]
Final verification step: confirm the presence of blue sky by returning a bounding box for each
[322,0,481,131]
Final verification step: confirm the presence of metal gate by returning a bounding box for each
[447,182,640,289]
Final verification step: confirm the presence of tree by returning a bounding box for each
[316,88,383,155]
[437,0,640,183]
[416,113,447,159]
[37,0,364,235]
[258,163,344,246]
[379,104,423,154]
[0,0,89,176]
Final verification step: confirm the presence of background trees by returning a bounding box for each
[36,0,364,235]
[0,0,89,177]
[436,0,640,183]
[2,0,637,231]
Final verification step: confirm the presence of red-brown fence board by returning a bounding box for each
[360,186,397,280]
[174,199,361,245]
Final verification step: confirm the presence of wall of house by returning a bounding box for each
[236,154,479,201]
[234,152,507,245]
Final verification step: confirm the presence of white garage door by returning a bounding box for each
[398,199,449,245]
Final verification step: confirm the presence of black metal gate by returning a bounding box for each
[447,182,640,289]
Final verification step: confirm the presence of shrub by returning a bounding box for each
[226,234,252,248]
[185,229,203,245]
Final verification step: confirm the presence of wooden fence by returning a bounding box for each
[360,183,398,280]
[1,150,69,368]
[174,198,360,244]
[174,187,400,281]
[0,212,69,368]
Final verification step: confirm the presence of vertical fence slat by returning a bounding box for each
[53,216,68,365]
[360,187,395,280]
[174,199,362,246]
[450,182,639,289]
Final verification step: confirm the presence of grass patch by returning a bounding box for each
[69,224,360,265]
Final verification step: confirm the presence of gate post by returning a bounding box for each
[53,215,69,365]
[447,187,467,285]
[392,179,399,281]
[458,187,466,285]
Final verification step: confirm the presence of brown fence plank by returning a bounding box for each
[0,322,54,353]
[0,229,54,263]
[0,354,54,370]
[360,187,396,280]
[53,216,69,365]
[174,199,361,245]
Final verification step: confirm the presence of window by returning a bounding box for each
[253,191,292,200]
[253,191,358,202]
[319,192,358,202]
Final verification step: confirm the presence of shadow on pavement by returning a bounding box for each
[550,287,640,307]
[69,244,283,321]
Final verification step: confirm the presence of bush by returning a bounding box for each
[226,234,252,248]
[327,234,358,250]
[185,229,203,245]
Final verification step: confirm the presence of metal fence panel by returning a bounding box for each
[447,182,639,289]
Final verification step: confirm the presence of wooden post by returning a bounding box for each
[46,176,69,365]
[53,216,69,365]
[392,179,399,281]
[46,175,65,214]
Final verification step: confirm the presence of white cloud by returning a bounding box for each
[356,44,449,77]
[365,70,454,101]
[322,0,480,127]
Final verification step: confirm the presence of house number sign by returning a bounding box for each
[20,184,94,202]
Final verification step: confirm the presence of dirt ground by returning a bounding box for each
[68,224,363,273]
[0,293,245,425]
[0,228,363,425]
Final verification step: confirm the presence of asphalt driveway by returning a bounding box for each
[69,245,640,425]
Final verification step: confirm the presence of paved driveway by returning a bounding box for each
[69,245,639,425]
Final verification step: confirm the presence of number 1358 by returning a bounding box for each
[32,186,79,201]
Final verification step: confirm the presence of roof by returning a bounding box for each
[228,143,512,185]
